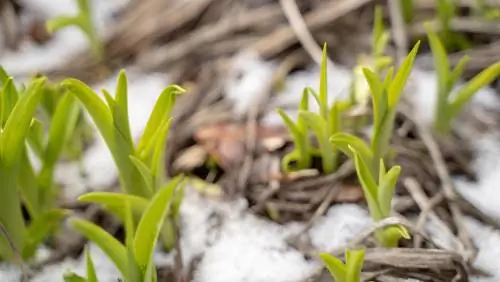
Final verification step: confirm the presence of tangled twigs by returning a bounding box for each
[251,0,373,58]
[405,107,477,262]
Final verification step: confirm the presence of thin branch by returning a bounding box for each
[279,0,335,68]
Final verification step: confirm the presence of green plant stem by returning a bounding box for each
[0,164,25,261]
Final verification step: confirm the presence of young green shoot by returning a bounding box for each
[352,5,392,107]
[330,43,420,247]
[332,42,420,176]
[435,0,470,49]
[297,43,349,174]
[70,177,185,282]
[400,0,414,23]
[46,0,103,59]
[426,24,500,135]
[277,88,313,172]
[63,246,98,282]
[62,70,185,250]
[0,69,73,262]
[319,248,365,282]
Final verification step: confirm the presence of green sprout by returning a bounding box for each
[63,246,98,282]
[352,5,392,108]
[332,42,420,176]
[69,178,184,282]
[62,70,185,250]
[46,0,102,59]
[0,72,70,262]
[426,24,500,135]
[319,248,365,282]
[435,0,470,50]
[400,0,414,23]
[299,44,349,174]
[278,44,350,174]
[276,89,313,172]
[330,43,420,247]
[38,81,94,162]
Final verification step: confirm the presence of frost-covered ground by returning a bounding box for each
[2,1,500,282]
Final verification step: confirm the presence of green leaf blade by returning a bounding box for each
[388,41,421,107]
[449,62,500,119]
[134,176,184,271]
[70,218,128,277]
[345,248,365,282]
[319,253,347,282]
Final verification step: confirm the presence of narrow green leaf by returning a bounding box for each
[449,55,470,90]
[63,272,87,282]
[319,253,347,282]
[85,246,98,282]
[298,88,309,130]
[23,209,68,259]
[379,225,410,247]
[425,23,450,101]
[111,70,133,146]
[27,119,45,159]
[78,192,149,220]
[400,0,414,23]
[137,85,184,154]
[18,147,39,218]
[63,79,114,148]
[305,87,321,107]
[0,67,9,85]
[38,92,80,202]
[43,92,79,165]
[1,78,19,126]
[377,164,401,217]
[134,176,184,271]
[129,155,154,192]
[345,248,365,282]
[1,77,45,166]
[388,41,420,107]
[150,118,172,188]
[46,16,79,34]
[101,89,114,109]
[319,43,329,119]
[124,200,141,282]
[350,146,384,221]
[373,5,385,56]
[70,218,128,276]
[277,108,310,171]
[330,132,373,166]
[449,62,500,119]
[362,68,386,130]
[299,111,326,142]
[277,109,303,143]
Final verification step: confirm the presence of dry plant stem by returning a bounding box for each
[387,0,408,63]
[343,216,443,252]
[286,160,354,190]
[410,18,500,37]
[294,184,341,235]
[138,4,284,69]
[403,107,477,262]
[237,84,270,195]
[252,0,374,58]
[250,157,281,213]
[109,0,214,58]
[279,0,335,68]
[403,177,463,251]
[0,0,19,50]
